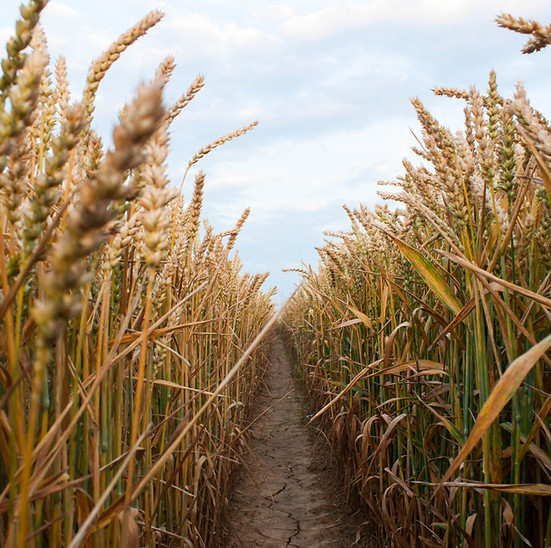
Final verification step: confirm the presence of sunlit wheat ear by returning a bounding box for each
[29,26,56,156]
[150,248,176,309]
[467,87,496,190]
[106,213,140,270]
[433,86,470,101]
[187,120,259,171]
[166,73,205,126]
[184,170,206,247]
[246,272,269,303]
[0,48,47,152]
[53,56,70,126]
[82,10,164,121]
[0,132,31,226]
[496,13,551,53]
[486,70,503,141]
[220,251,241,306]
[22,102,86,257]
[154,55,176,88]
[409,97,453,184]
[226,207,250,252]
[78,128,103,182]
[283,267,311,277]
[0,0,47,101]
[510,83,551,170]
[497,108,517,198]
[137,126,172,267]
[0,49,47,249]
[193,220,214,265]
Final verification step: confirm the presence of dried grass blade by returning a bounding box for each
[346,305,373,330]
[307,359,384,424]
[438,481,551,496]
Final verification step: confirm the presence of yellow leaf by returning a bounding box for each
[346,305,373,331]
[441,481,551,497]
[384,232,463,315]
[330,318,363,330]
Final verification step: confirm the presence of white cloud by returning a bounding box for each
[163,13,225,57]
[280,2,425,42]
[223,22,281,50]
[281,0,551,42]
[199,115,417,234]
[44,2,79,19]
[162,12,281,59]
[254,4,295,23]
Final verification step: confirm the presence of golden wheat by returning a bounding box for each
[0,6,273,547]
[284,15,551,548]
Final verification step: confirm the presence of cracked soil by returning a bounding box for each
[226,334,375,547]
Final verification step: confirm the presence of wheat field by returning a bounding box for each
[0,3,277,547]
[1,2,551,548]
[283,13,551,548]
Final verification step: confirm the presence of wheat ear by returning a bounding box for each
[82,10,164,120]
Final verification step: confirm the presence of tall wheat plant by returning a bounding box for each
[0,2,275,546]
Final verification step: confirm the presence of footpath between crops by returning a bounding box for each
[225,333,376,547]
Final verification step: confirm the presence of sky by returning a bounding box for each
[1,0,551,303]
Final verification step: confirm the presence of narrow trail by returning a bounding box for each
[226,334,374,548]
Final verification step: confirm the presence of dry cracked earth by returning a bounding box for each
[226,334,376,548]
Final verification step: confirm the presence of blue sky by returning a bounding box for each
[2,0,551,302]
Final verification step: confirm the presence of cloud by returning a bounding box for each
[223,22,282,50]
[44,2,79,19]
[280,2,450,42]
[254,5,295,23]
[161,12,281,60]
[196,114,417,234]
[280,0,551,43]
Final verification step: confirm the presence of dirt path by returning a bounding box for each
[226,334,374,548]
